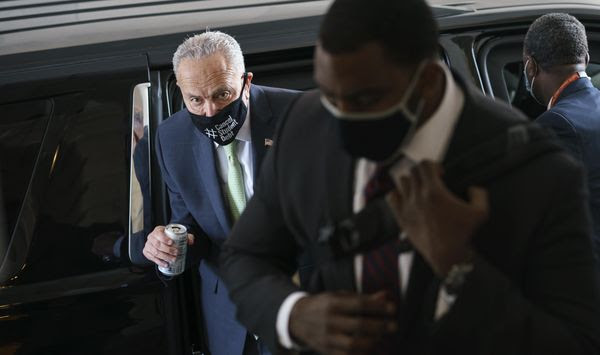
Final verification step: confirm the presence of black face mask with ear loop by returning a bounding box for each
[189,73,248,146]
[321,62,427,162]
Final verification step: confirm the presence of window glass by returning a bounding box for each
[0,100,52,235]
[5,68,147,285]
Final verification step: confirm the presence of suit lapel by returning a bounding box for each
[441,73,501,199]
[192,129,231,235]
[324,111,356,290]
[401,74,481,329]
[249,85,276,180]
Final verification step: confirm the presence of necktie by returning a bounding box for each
[361,165,401,299]
[361,165,403,353]
[223,140,247,220]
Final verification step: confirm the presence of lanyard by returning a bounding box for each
[548,71,589,109]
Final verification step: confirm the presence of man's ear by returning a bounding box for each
[419,61,445,101]
[586,52,590,66]
[525,56,539,78]
[245,72,254,100]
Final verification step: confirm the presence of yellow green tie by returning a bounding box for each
[223,140,247,220]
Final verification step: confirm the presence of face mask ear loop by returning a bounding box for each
[240,72,249,99]
[400,61,431,124]
[527,58,544,106]
[530,77,544,107]
[400,61,427,105]
[381,64,429,166]
[586,52,590,66]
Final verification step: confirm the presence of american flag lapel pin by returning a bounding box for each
[264,138,273,147]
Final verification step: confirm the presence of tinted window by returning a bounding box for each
[2,65,147,285]
[0,100,52,235]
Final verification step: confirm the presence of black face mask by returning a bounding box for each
[320,63,425,162]
[189,74,248,146]
[335,112,414,161]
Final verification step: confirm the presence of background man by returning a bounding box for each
[134,31,299,355]
[221,1,600,354]
[523,13,600,260]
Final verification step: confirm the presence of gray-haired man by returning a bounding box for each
[132,31,300,355]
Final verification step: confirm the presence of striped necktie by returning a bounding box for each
[223,140,247,220]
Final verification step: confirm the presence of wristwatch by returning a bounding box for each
[443,262,474,295]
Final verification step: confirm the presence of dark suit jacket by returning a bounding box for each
[132,84,299,355]
[536,78,600,258]
[220,78,600,354]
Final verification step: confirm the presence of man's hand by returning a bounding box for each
[289,291,397,355]
[387,161,489,277]
[143,225,194,267]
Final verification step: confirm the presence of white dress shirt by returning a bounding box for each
[276,63,465,349]
[213,107,254,200]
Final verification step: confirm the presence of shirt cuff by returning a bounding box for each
[276,291,309,349]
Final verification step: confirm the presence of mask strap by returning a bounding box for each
[239,72,248,98]
[526,58,544,106]
[400,61,427,106]
[525,58,538,80]
[398,61,430,123]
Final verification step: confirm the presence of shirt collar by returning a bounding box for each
[400,63,464,163]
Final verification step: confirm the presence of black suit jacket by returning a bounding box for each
[221,78,600,354]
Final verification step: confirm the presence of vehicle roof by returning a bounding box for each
[433,1,600,32]
[429,0,600,10]
[3,0,600,57]
[2,0,600,71]
[0,0,334,56]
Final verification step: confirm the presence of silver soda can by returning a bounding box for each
[158,223,188,276]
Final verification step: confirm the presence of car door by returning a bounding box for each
[0,54,193,355]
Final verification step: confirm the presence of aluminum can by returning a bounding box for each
[158,223,188,276]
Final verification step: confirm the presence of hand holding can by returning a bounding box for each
[143,224,194,275]
[157,224,189,276]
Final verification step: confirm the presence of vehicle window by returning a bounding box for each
[0,99,52,236]
[2,66,147,285]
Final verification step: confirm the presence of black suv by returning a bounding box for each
[1,1,599,354]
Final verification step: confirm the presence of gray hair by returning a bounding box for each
[172,31,245,75]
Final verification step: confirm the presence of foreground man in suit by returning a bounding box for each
[523,13,600,260]
[221,1,600,354]
[137,31,299,355]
